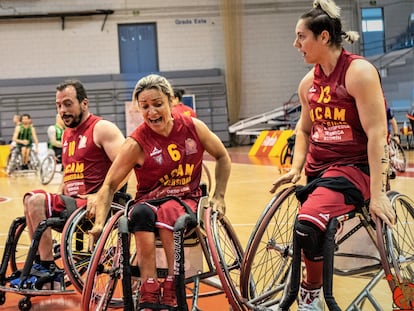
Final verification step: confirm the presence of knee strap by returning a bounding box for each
[128,203,156,232]
[59,195,77,219]
[294,220,324,261]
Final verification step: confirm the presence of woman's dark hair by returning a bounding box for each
[174,88,186,102]
[301,0,359,47]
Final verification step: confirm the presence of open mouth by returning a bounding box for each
[149,117,162,124]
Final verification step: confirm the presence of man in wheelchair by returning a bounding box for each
[88,74,231,310]
[270,1,396,310]
[11,113,39,170]
[9,80,126,290]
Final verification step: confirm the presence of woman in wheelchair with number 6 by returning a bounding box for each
[270,0,396,310]
[88,74,231,310]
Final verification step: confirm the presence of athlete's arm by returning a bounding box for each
[93,120,125,163]
[12,126,23,145]
[84,120,129,219]
[347,59,395,227]
[193,118,231,214]
[31,126,39,151]
[47,125,62,148]
[88,137,142,246]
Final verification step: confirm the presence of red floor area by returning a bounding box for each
[1,285,230,310]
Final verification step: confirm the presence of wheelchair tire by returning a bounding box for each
[201,162,212,194]
[39,155,56,185]
[81,210,126,311]
[389,139,407,173]
[240,185,300,308]
[205,207,246,311]
[378,191,414,310]
[61,202,125,294]
[9,222,30,272]
[60,207,94,293]
[6,149,21,175]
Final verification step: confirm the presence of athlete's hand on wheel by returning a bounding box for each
[270,167,301,194]
[80,193,98,219]
[209,197,226,216]
[369,192,396,228]
[88,224,104,252]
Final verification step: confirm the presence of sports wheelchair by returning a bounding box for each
[6,146,40,176]
[81,189,245,311]
[0,191,131,311]
[238,185,413,311]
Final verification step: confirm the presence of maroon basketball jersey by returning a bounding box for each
[305,49,385,176]
[130,113,204,202]
[62,114,112,196]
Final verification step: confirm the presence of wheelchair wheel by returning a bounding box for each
[389,139,407,172]
[205,207,246,311]
[29,149,40,171]
[9,221,30,272]
[240,186,300,308]
[81,210,126,311]
[6,148,21,175]
[60,207,94,293]
[201,162,212,194]
[378,192,414,310]
[279,143,293,166]
[39,155,56,185]
[9,220,62,273]
[62,203,125,294]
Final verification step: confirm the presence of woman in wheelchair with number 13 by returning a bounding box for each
[270,0,396,310]
[88,74,231,310]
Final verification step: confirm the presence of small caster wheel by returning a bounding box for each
[0,291,6,305]
[18,297,32,311]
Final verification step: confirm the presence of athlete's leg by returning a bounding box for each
[21,146,30,166]
[24,192,54,262]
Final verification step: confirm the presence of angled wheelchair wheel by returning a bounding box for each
[9,220,30,272]
[6,148,21,175]
[29,149,40,172]
[9,218,63,273]
[240,185,300,308]
[205,207,246,311]
[390,139,407,172]
[201,162,212,194]
[39,155,56,185]
[62,203,125,294]
[378,191,414,310]
[81,210,127,311]
[61,207,94,293]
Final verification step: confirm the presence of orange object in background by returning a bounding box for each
[0,145,10,169]
[248,130,294,167]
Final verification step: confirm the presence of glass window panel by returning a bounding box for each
[366,20,384,32]
[361,8,382,18]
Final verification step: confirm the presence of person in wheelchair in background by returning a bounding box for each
[387,107,401,180]
[88,74,231,310]
[10,79,126,290]
[46,113,65,164]
[270,0,396,310]
[11,113,39,170]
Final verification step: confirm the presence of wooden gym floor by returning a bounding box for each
[0,145,413,310]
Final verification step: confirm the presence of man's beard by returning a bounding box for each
[65,110,83,128]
